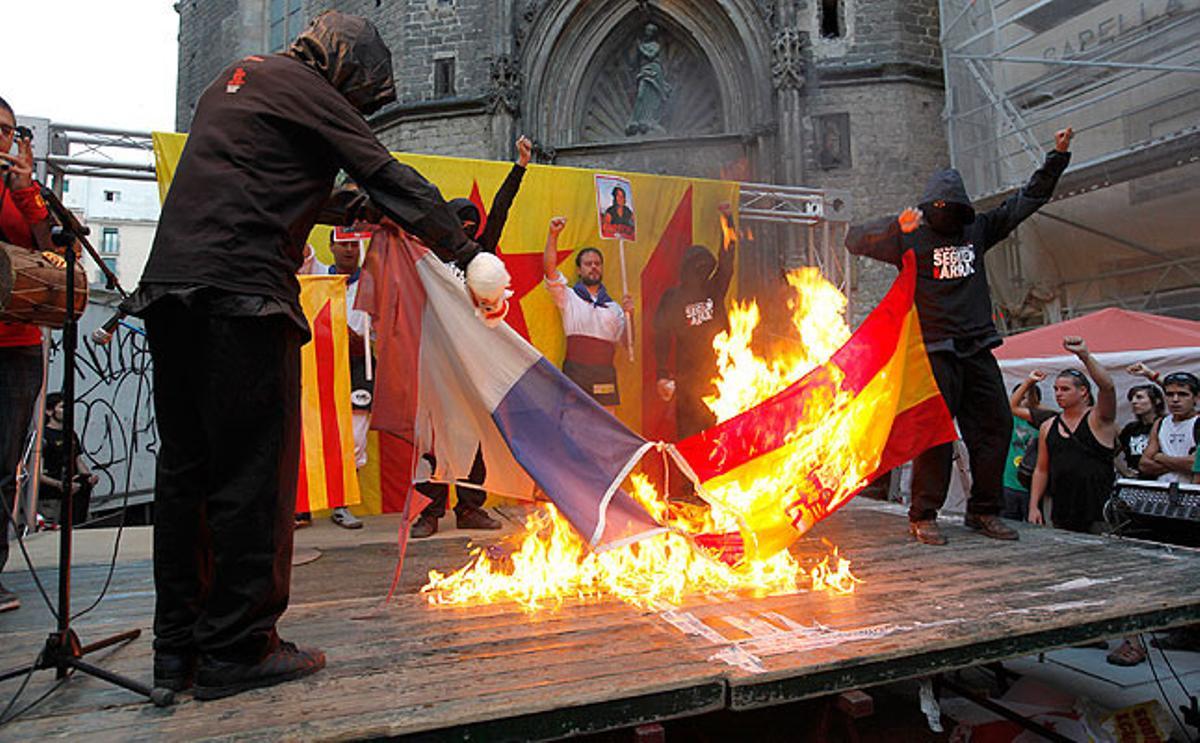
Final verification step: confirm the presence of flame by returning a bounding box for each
[809,540,862,595]
[422,265,870,610]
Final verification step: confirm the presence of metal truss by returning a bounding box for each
[737,182,855,309]
[43,123,157,187]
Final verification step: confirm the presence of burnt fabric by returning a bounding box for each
[653,245,734,439]
[1045,411,1117,533]
[909,349,1013,522]
[845,151,1069,350]
[146,302,302,661]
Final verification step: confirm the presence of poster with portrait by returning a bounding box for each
[595,174,636,241]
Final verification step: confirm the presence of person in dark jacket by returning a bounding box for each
[654,206,736,441]
[120,12,479,700]
[846,127,1073,546]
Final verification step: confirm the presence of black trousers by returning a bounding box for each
[416,449,486,518]
[909,349,1011,522]
[0,346,43,574]
[146,305,302,662]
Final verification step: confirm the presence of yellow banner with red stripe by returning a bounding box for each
[297,275,362,513]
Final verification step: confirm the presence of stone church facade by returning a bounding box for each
[175,0,948,313]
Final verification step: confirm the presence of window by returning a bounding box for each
[104,190,121,202]
[269,0,304,52]
[101,227,120,254]
[102,257,118,276]
[63,179,70,193]
[434,58,456,98]
[820,0,843,38]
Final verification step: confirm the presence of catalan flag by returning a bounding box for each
[297,275,362,513]
[671,251,957,560]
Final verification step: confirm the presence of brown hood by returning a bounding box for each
[286,11,396,116]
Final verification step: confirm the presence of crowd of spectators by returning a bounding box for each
[1003,336,1200,665]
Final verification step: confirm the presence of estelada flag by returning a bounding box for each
[671,251,957,560]
[296,275,362,513]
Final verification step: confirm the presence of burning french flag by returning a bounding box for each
[359,225,665,549]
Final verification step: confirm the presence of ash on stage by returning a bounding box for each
[121,11,480,701]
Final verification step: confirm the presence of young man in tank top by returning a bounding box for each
[1140,371,1200,484]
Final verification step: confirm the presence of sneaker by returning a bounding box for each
[193,640,325,701]
[410,513,439,539]
[294,512,312,530]
[330,507,362,530]
[964,513,1019,541]
[0,584,19,613]
[154,650,197,692]
[909,519,947,546]
[456,507,502,530]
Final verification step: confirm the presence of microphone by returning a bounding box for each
[92,310,125,345]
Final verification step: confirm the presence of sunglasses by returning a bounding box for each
[1059,369,1087,379]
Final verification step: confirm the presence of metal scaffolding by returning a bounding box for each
[939,0,1200,325]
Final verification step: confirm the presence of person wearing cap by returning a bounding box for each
[846,127,1074,546]
[121,12,479,699]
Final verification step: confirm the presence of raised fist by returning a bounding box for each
[548,216,567,235]
[1062,335,1088,357]
[898,207,922,234]
[1054,127,1074,152]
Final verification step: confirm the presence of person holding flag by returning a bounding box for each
[122,12,478,699]
[542,216,634,410]
[845,126,1074,546]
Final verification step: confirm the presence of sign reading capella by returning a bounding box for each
[1039,0,1188,60]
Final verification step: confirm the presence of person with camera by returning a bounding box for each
[0,96,54,614]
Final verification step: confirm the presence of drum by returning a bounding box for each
[0,241,88,328]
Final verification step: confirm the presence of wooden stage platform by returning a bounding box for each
[2,499,1198,741]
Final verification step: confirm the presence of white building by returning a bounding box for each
[61,176,159,291]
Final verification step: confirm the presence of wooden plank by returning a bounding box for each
[1,499,1198,741]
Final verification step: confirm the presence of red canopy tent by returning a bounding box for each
[996,307,1200,361]
[996,308,1200,421]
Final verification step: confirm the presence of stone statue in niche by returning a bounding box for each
[626,23,672,136]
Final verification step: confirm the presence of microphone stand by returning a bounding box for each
[0,187,173,707]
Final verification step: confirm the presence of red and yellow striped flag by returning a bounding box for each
[673,251,956,559]
[297,275,362,513]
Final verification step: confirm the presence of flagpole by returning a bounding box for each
[359,237,373,381]
[618,238,634,362]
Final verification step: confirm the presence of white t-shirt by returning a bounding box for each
[1157,413,1198,484]
[544,271,625,344]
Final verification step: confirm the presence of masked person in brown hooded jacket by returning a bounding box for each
[846,127,1073,547]
[121,12,479,700]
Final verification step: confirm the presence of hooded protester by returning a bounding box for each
[654,208,736,441]
[120,11,479,700]
[846,127,1073,547]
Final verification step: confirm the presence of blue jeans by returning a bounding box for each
[0,345,44,573]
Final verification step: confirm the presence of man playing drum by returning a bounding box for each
[0,95,55,614]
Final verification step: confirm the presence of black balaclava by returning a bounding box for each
[447,197,481,238]
[918,167,977,236]
[681,245,717,289]
[287,11,397,116]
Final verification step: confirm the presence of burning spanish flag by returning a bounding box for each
[671,251,957,560]
[296,275,362,513]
